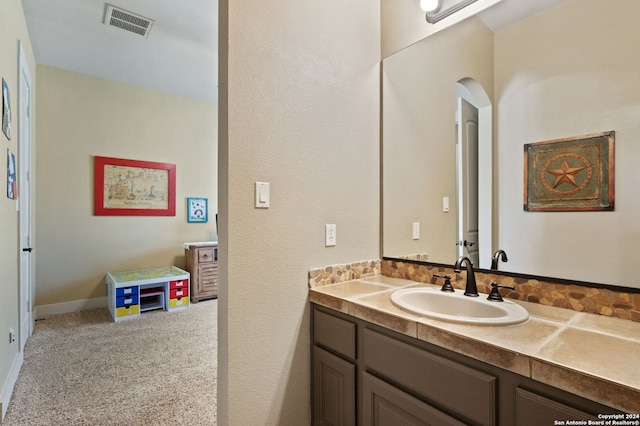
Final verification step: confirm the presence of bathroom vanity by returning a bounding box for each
[310,276,640,425]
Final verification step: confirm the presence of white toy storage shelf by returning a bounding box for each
[106,266,190,322]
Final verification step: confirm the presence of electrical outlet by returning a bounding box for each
[9,328,15,344]
[413,222,420,240]
[325,224,336,247]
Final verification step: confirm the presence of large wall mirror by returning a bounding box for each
[382,0,640,289]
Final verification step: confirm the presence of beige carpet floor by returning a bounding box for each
[3,299,217,425]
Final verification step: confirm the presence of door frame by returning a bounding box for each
[18,41,34,350]
[455,79,492,269]
[456,97,480,265]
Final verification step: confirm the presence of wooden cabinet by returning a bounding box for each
[311,304,621,426]
[313,346,356,425]
[362,372,465,426]
[184,242,218,302]
[514,388,594,426]
[363,328,496,425]
[312,309,357,425]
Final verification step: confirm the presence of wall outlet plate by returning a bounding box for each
[325,224,336,246]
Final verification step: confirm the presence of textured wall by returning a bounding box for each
[218,0,381,424]
[0,0,36,417]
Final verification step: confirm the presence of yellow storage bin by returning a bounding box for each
[116,304,140,317]
[169,297,189,309]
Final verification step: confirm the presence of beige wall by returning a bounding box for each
[0,0,36,417]
[219,0,380,423]
[495,0,640,287]
[35,66,218,306]
[383,16,494,262]
[381,0,500,58]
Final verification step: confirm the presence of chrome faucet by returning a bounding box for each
[454,256,478,297]
[491,249,508,270]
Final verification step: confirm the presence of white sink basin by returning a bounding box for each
[391,288,529,326]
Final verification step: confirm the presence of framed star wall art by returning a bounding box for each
[524,131,614,212]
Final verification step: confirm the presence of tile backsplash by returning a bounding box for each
[309,259,381,287]
[381,259,640,323]
[309,258,640,323]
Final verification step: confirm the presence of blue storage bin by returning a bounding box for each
[116,286,138,297]
[116,294,139,307]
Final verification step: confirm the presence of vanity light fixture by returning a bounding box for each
[423,0,479,23]
[420,0,440,12]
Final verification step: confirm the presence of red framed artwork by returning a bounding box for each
[94,156,176,216]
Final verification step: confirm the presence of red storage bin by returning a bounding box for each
[170,279,188,289]
[170,287,189,299]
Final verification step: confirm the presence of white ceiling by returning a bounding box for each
[22,0,218,103]
[20,0,564,105]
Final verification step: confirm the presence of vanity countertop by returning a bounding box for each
[309,275,640,413]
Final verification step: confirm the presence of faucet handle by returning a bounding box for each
[433,274,454,293]
[487,282,515,302]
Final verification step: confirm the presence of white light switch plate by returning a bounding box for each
[412,222,420,240]
[255,182,270,208]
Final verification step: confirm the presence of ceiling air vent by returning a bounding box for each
[103,4,154,37]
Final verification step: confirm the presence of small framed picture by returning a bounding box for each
[2,78,11,140]
[187,197,208,223]
[7,149,16,199]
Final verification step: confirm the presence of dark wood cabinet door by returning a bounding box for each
[362,372,466,426]
[515,388,594,426]
[313,346,355,426]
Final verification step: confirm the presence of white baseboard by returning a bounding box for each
[0,351,23,422]
[34,297,108,319]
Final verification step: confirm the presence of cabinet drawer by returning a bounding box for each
[169,297,189,309]
[170,279,189,289]
[314,308,356,360]
[116,295,139,307]
[116,286,138,297]
[170,287,189,299]
[362,372,466,426]
[197,248,215,263]
[115,305,140,317]
[364,328,496,426]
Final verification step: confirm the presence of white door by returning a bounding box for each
[18,42,34,350]
[456,97,479,265]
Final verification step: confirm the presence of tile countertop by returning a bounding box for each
[309,275,640,414]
